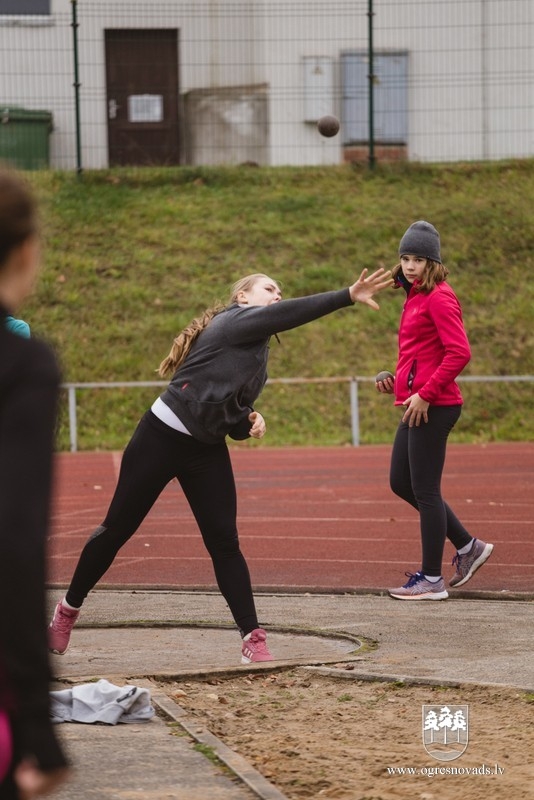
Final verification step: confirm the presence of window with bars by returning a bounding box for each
[342,51,408,145]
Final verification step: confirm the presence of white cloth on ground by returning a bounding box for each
[50,679,155,725]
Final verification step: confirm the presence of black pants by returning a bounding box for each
[0,772,19,800]
[389,405,472,577]
[66,411,258,635]
[0,734,21,800]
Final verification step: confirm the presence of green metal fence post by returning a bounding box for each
[71,0,82,175]
[367,0,376,170]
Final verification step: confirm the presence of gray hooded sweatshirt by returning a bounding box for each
[159,288,353,444]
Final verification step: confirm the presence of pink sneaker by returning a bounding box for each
[241,628,273,664]
[48,601,80,654]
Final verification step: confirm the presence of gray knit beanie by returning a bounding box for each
[398,220,441,264]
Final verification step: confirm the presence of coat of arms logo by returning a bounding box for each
[422,705,469,761]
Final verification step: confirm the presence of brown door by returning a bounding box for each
[105,29,179,166]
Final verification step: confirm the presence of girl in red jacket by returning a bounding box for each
[377,221,493,599]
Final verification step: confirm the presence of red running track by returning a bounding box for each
[48,443,534,595]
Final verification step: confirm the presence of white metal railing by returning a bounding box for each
[61,375,534,452]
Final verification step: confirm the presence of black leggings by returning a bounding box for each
[0,771,19,800]
[389,405,472,577]
[66,411,258,635]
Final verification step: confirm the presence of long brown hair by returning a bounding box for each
[392,259,449,294]
[157,273,272,377]
[0,167,38,269]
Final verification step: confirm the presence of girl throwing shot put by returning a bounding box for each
[50,268,392,662]
[376,221,493,599]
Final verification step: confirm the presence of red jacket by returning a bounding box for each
[394,280,471,406]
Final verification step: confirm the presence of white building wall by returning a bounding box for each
[372,0,534,162]
[80,0,260,168]
[0,0,533,168]
[0,5,75,167]
[484,0,534,159]
[0,0,260,169]
[373,0,485,162]
[258,3,365,166]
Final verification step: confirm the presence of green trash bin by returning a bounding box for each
[0,106,53,169]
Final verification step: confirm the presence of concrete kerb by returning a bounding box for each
[49,583,534,603]
[70,618,366,650]
[302,666,534,694]
[151,687,290,800]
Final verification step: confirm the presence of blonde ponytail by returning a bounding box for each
[157,304,224,378]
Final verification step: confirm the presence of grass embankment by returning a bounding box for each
[25,161,534,450]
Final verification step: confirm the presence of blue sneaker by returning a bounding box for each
[389,571,449,600]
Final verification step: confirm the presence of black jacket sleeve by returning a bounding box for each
[228,414,253,440]
[0,332,68,772]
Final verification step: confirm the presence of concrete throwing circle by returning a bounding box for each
[51,625,361,680]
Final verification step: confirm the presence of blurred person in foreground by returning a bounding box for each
[0,167,69,799]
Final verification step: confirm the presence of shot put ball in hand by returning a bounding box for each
[317,115,340,137]
[375,370,394,383]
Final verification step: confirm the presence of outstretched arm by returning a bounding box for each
[349,268,394,310]
[228,269,393,343]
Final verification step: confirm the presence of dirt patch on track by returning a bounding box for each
[160,670,533,800]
